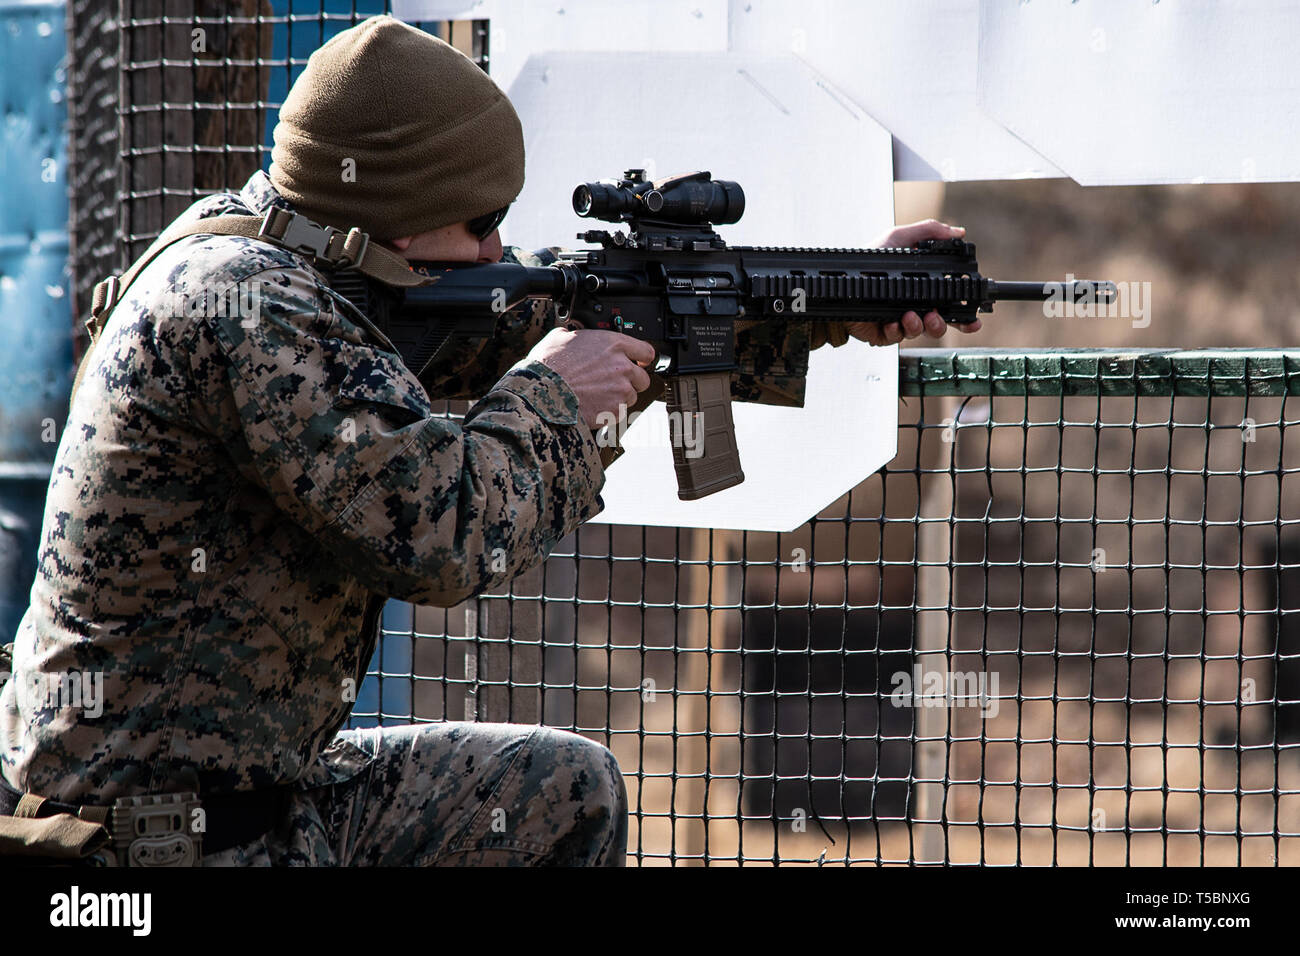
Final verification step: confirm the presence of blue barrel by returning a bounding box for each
[0,2,72,642]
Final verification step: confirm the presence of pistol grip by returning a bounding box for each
[664,371,745,500]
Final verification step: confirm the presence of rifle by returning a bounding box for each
[333,169,1115,500]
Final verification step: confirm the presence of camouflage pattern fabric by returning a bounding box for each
[0,171,605,806]
[197,723,628,866]
[0,169,813,865]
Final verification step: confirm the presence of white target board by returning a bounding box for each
[502,51,892,250]
[398,0,1300,185]
[724,0,1065,182]
[504,50,899,531]
[977,0,1300,185]
[592,341,897,532]
[395,0,1066,182]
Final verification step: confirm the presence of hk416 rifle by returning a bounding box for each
[332,169,1115,500]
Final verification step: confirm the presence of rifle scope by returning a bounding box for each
[573,169,745,226]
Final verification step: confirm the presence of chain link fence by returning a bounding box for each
[66,4,1298,866]
[67,0,483,341]
[366,350,1300,865]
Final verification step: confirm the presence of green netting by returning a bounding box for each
[902,348,1300,397]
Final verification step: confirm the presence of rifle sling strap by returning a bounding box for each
[74,208,432,403]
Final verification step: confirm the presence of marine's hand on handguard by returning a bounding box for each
[843,219,985,346]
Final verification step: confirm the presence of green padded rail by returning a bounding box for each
[898,348,1300,397]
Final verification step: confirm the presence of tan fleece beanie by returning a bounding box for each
[269,15,523,241]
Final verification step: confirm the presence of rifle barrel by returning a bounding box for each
[991,279,1118,302]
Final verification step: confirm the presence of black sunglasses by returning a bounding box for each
[467,204,509,241]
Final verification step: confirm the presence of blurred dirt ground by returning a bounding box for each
[932,179,1300,350]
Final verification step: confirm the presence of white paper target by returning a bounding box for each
[592,340,897,532]
[977,0,1300,185]
[504,50,899,530]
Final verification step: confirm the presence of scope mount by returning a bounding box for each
[577,219,728,253]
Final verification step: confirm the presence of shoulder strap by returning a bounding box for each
[72,208,431,403]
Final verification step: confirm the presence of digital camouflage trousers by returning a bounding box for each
[201,722,628,866]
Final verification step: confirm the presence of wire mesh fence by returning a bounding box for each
[362,350,1300,866]
[67,0,484,341]
[65,4,1298,866]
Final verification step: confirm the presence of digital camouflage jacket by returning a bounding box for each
[0,171,821,804]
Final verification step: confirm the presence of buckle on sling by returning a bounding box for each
[110,792,202,867]
[89,275,121,321]
[259,208,368,268]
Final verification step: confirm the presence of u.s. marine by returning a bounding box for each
[0,15,976,866]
